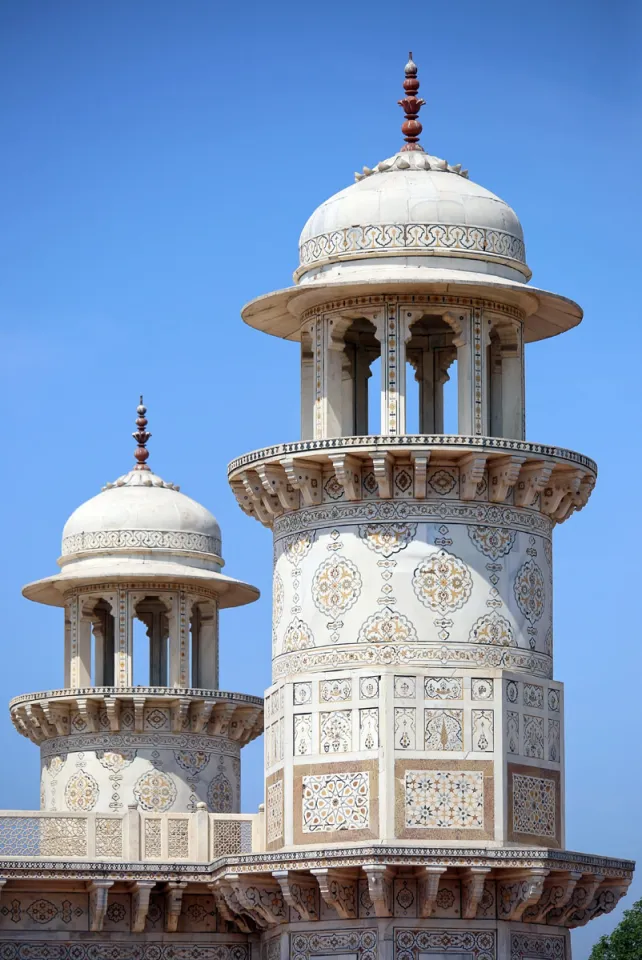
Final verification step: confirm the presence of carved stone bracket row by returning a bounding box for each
[209,865,629,932]
[229,443,596,529]
[86,879,186,932]
[10,690,263,746]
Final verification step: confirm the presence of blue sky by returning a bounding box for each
[0,2,640,956]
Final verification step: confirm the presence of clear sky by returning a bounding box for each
[0,2,640,957]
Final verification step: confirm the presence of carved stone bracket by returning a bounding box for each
[310,868,358,919]
[191,700,215,733]
[488,455,526,503]
[417,866,446,918]
[272,870,319,921]
[568,878,631,928]
[164,881,187,932]
[329,454,361,501]
[513,461,554,507]
[523,871,582,923]
[170,698,191,733]
[129,880,156,933]
[540,469,584,517]
[211,879,254,934]
[498,870,549,921]
[104,696,121,731]
[548,874,605,926]
[256,465,299,511]
[371,454,394,500]
[88,880,113,932]
[461,867,491,919]
[282,458,322,506]
[363,864,394,917]
[458,453,488,500]
[230,874,287,928]
[410,452,430,499]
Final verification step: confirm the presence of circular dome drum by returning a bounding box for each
[297,154,529,284]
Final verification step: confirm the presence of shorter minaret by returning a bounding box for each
[12,400,262,816]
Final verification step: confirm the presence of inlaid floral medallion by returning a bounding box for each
[96,750,136,773]
[469,611,516,646]
[312,555,362,617]
[359,522,417,557]
[174,751,211,776]
[133,770,177,812]
[412,549,472,613]
[467,525,516,560]
[514,559,545,624]
[283,617,315,652]
[207,773,233,812]
[358,606,418,644]
[64,771,99,811]
[283,531,315,564]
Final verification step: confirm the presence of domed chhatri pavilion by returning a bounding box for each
[0,56,634,960]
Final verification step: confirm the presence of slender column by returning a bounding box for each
[354,345,371,435]
[489,335,503,436]
[300,332,314,440]
[417,347,436,433]
[341,346,355,436]
[375,304,421,436]
[451,307,489,436]
[169,592,189,687]
[311,314,344,439]
[117,588,133,687]
[75,617,92,687]
[92,616,105,686]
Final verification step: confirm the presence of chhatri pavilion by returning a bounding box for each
[1,55,634,960]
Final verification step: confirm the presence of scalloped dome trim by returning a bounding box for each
[355,151,468,182]
[102,469,179,491]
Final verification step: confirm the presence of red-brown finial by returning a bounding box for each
[398,51,425,152]
[133,395,151,471]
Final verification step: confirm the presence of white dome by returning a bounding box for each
[297,150,528,284]
[61,468,222,563]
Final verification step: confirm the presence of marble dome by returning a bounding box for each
[297,149,529,284]
[61,467,222,564]
[23,402,259,608]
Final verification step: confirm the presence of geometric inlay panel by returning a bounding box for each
[302,771,369,833]
[404,770,484,829]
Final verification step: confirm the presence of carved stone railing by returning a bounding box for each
[227,435,597,528]
[9,687,264,746]
[0,807,261,862]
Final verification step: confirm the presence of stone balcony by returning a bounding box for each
[228,435,596,528]
[0,812,632,933]
[10,687,264,746]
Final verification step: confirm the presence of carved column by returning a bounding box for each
[310,313,347,439]
[374,304,421,436]
[450,307,489,436]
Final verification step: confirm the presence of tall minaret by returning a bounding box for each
[12,400,263,818]
[226,56,633,951]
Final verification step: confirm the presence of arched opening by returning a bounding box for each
[341,317,379,435]
[487,328,503,436]
[133,596,171,686]
[406,316,457,434]
[191,600,218,689]
[91,599,115,686]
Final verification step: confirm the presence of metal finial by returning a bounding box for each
[398,52,425,152]
[132,395,152,471]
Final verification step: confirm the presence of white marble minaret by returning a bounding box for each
[12,399,263,816]
[226,55,634,958]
